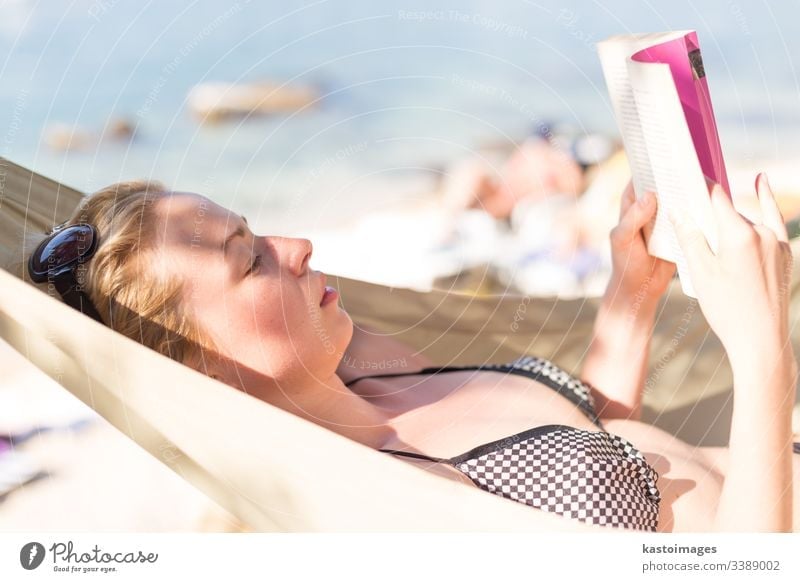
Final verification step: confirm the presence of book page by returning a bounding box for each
[597,32,690,249]
[597,39,657,200]
[627,59,718,298]
[598,31,719,298]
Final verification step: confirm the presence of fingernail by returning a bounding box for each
[638,191,652,206]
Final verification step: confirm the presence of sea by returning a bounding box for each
[1,0,798,236]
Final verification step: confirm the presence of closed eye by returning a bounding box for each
[245,254,262,277]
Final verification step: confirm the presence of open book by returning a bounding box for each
[597,31,729,297]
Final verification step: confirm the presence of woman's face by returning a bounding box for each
[151,192,353,389]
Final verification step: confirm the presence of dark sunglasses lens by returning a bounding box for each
[31,225,96,275]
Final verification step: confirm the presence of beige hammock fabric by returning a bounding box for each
[1,156,798,532]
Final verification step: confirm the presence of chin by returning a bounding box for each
[313,307,353,351]
[337,311,354,350]
[320,319,354,378]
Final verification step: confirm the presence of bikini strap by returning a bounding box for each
[344,365,485,387]
[349,361,606,431]
[379,449,451,464]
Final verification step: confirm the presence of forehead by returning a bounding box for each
[154,191,239,247]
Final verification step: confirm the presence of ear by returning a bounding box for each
[206,365,230,384]
[185,352,228,384]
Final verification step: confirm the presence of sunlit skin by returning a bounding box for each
[148,177,800,532]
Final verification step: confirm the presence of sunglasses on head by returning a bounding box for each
[27,221,104,323]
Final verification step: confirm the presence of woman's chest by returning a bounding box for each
[602,419,724,532]
[361,371,601,457]
[370,371,725,532]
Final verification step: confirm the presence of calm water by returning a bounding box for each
[1,0,798,234]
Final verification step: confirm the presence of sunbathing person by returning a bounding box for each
[20,176,800,533]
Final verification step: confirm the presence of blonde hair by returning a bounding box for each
[17,181,220,372]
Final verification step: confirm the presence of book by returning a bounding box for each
[597,30,730,297]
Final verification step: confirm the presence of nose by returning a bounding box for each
[272,236,312,277]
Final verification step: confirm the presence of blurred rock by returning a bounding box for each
[43,116,138,153]
[103,117,136,141]
[42,123,93,152]
[187,81,317,123]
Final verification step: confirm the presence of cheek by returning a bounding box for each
[290,288,351,365]
[236,281,351,375]
[248,283,319,350]
[295,292,331,350]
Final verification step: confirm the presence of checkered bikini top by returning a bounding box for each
[345,355,661,531]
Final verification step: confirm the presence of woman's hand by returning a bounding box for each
[606,182,676,310]
[670,173,793,362]
[683,174,798,533]
[582,183,676,421]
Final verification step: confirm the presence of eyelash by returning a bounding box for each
[245,254,262,277]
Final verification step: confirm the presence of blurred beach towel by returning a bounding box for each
[1,156,799,531]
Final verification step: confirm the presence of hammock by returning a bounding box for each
[1,156,793,531]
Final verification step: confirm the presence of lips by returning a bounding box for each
[320,285,338,307]
[319,272,327,305]
[317,272,339,307]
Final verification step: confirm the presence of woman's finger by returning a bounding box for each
[708,181,750,238]
[668,210,713,276]
[614,189,656,243]
[619,181,636,221]
[755,172,789,243]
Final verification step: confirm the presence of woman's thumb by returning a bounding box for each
[668,210,713,274]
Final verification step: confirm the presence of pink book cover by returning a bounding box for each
[632,31,730,194]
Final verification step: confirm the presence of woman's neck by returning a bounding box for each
[258,372,398,450]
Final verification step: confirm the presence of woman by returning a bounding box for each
[20,175,799,533]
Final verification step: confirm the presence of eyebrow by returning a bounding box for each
[221,215,249,256]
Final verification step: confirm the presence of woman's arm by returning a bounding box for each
[672,173,795,532]
[580,184,675,421]
[581,281,658,421]
[715,344,797,532]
